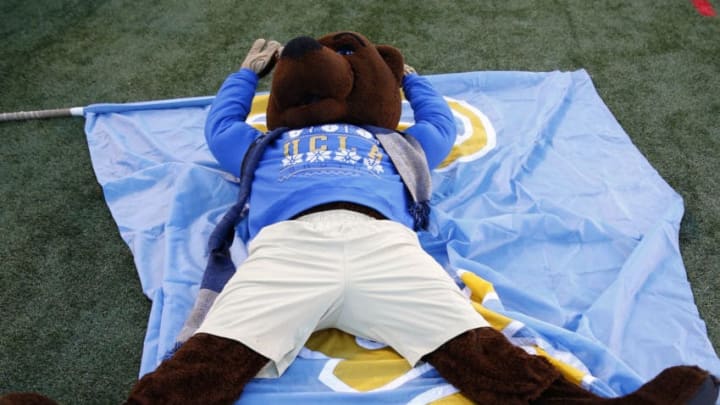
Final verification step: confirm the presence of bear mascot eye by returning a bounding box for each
[336,47,354,56]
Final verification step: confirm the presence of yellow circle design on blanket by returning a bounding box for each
[397,97,496,170]
[246,94,496,170]
[304,329,473,403]
[247,94,270,132]
[305,330,412,391]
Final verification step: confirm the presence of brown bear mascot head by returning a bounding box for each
[266,31,405,131]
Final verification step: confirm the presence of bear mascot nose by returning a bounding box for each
[281,36,323,59]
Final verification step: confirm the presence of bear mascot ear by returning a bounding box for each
[266,31,404,131]
[376,44,405,85]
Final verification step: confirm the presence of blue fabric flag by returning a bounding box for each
[83,70,720,404]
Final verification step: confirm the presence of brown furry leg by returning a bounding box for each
[0,393,58,405]
[125,333,269,405]
[424,327,561,404]
[427,328,719,404]
[530,374,603,403]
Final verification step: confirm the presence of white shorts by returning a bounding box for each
[196,209,488,377]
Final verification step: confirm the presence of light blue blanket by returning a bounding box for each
[83,70,720,404]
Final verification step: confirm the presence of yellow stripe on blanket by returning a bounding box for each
[302,270,592,402]
[535,347,586,386]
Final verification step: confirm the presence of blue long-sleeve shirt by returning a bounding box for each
[205,68,456,240]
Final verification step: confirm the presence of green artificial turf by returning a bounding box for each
[1,1,718,403]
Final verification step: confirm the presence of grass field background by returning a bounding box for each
[1,1,718,403]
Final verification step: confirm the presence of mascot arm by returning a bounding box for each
[205,68,264,177]
[402,73,457,169]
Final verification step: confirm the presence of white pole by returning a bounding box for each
[0,107,84,122]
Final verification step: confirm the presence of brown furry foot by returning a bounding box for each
[0,393,58,405]
[531,364,718,404]
[610,366,717,405]
[424,327,561,404]
[125,333,269,405]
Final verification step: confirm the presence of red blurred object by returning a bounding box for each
[691,0,717,16]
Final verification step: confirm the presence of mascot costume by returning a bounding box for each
[3,31,717,405]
